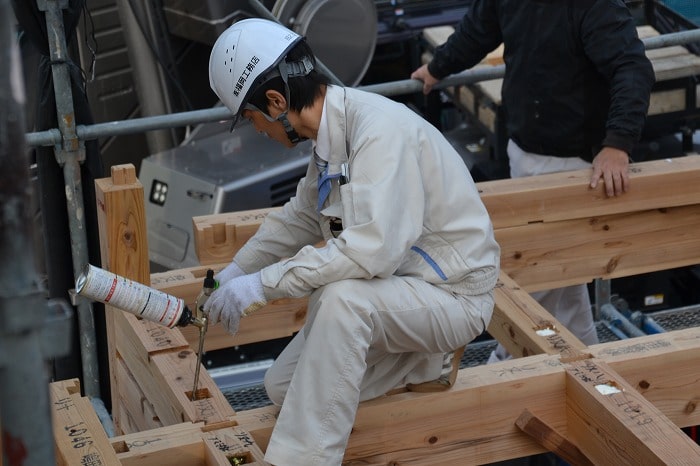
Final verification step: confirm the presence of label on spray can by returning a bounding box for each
[76,264,186,328]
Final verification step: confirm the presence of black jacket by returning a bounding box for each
[428,0,655,160]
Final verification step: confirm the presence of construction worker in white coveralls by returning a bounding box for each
[205,18,500,466]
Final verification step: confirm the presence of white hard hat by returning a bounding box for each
[209,18,306,125]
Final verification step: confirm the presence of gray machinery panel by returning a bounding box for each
[140,118,312,270]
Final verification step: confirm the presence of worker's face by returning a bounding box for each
[241,108,295,148]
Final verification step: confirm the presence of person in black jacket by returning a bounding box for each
[411,0,655,366]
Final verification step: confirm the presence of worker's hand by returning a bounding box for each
[203,272,267,335]
[215,261,245,286]
[411,64,440,95]
[590,147,630,197]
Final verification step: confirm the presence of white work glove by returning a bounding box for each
[215,261,245,286]
[202,272,267,335]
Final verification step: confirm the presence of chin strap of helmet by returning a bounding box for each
[276,111,305,144]
[275,55,315,144]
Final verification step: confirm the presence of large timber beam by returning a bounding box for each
[478,154,700,228]
[151,265,588,359]
[192,156,700,293]
[498,202,700,291]
[565,358,700,464]
[233,328,700,465]
[151,264,307,352]
[180,156,700,354]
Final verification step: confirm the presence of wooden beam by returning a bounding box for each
[479,155,700,229]
[150,264,307,352]
[566,359,700,463]
[499,202,700,291]
[234,328,700,465]
[181,160,700,357]
[151,265,585,361]
[145,270,700,464]
[114,355,164,433]
[50,379,267,466]
[113,306,236,427]
[192,208,272,265]
[111,422,206,466]
[112,422,267,466]
[588,335,700,428]
[515,408,594,466]
[191,158,700,292]
[113,273,700,465]
[490,272,588,359]
[50,379,121,466]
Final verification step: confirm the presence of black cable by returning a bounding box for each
[81,2,98,85]
[125,0,194,111]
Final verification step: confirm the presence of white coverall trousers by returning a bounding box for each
[263,275,495,466]
[488,139,599,363]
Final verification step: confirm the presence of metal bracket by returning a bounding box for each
[54,143,87,165]
[593,278,611,321]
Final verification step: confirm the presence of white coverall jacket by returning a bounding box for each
[233,85,500,466]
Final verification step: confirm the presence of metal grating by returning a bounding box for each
[647,305,700,331]
[596,320,622,344]
[224,385,273,412]
[461,339,497,368]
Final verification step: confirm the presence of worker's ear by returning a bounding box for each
[265,89,288,116]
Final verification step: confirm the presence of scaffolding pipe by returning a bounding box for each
[602,321,630,341]
[628,310,667,334]
[0,0,56,462]
[600,303,647,339]
[593,278,612,322]
[24,27,700,147]
[361,27,700,97]
[38,0,101,399]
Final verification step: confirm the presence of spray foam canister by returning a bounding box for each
[76,263,195,328]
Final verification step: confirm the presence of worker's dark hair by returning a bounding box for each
[247,39,331,114]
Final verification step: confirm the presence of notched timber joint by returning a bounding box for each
[559,352,594,364]
[186,387,212,401]
[534,323,558,334]
[226,452,253,465]
[201,419,240,432]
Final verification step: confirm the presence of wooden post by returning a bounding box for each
[95,164,150,434]
[95,164,236,434]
